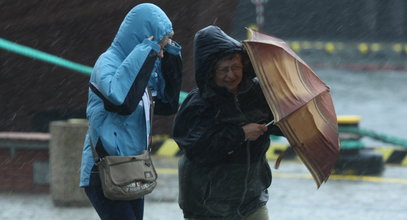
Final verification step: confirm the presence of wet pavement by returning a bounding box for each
[1,156,407,220]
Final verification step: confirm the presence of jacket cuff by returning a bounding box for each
[142,39,161,53]
[237,126,247,144]
[165,40,181,55]
[224,126,246,155]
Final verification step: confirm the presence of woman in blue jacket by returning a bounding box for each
[79,3,182,219]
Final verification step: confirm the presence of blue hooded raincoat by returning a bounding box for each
[80,3,182,187]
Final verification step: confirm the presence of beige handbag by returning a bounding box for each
[90,141,157,200]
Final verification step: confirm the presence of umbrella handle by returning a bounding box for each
[266,120,274,127]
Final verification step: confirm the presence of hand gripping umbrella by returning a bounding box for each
[243,29,340,187]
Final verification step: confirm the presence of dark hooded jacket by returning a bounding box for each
[173,26,283,219]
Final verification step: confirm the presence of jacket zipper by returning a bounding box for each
[234,95,251,217]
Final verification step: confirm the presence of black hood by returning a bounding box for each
[194,26,248,99]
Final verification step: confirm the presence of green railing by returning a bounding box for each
[340,127,407,148]
[0,38,93,75]
[0,37,188,103]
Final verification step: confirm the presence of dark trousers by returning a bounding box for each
[85,172,144,220]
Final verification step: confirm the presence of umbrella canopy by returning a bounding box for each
[243,29,340,187]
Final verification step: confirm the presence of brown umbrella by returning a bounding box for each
[243,29,340,187]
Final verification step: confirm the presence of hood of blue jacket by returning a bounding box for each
[110,3,173,58]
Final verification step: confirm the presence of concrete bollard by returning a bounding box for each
[50,119,90,206]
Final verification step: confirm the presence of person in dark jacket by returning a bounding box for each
[173,26,283,220]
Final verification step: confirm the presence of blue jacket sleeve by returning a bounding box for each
[90,39,160,115]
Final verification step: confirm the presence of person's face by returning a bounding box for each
[157,32,174,58]
[214,55,243,94]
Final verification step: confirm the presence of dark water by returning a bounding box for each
[316,69,407,146]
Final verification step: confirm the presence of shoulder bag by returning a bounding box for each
[90,141,157,200]
[89,88,157,200]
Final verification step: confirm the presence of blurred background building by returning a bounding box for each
[233,0,407,41]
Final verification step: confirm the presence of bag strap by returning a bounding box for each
[89,86,155,163]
